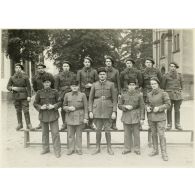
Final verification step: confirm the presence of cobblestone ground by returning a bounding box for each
[0,97,194,167]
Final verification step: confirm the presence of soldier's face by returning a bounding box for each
[126,61,133,68]
[43,81,51,88]
[71,85,79,92]
[99,72,107,81]
[62,63,70,71]
[170,64,177,72]
[128,83,136,91]
[145,60,153,68]
[105,59,112,67]
[150,80,159,89]
[37,66,45,74]
[15,66,22,73]
[83,59,91,68]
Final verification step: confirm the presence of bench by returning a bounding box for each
[20,128,194,148]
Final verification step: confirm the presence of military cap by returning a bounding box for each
[105,56,114,64]
[127,78,137,85]
[145,57,155,65]
[42,75,53,83]
[70,80,79,86]
[97,67,107,74]
[36,63,46,68]
[62,60,71,66]
[84,56,93,63]
[169,62,179,68]
[125,58,135,64]
[15,63,24,70]
[150,77,160,85]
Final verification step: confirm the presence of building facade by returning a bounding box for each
[153,29,194,100]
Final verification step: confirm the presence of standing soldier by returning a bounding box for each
[89,67,117,155]
[118,78,145,155]
[120,58,143,93]
[77,56,98,129]
[55,61,76,130]
[63,80,88,155]
[33,75,61,158]
[141,57,162,147]
[32,63,55,129]
[105,56,121,130]
[162,62,184,130]
[7,63,33,130]
[146,77,171,161]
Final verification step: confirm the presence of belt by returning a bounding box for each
[94,96,111,100]
[13,87,26,92]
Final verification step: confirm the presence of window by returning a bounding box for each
[173,33,180,52]
[160,34,165,57]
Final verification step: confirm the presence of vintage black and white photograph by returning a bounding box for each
[0,29,194,167]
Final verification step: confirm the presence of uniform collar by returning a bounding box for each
[99,80,106,84]
[71,91,79,95]
[44,87,51,92]
[151,88,160,95]
[106,66,113,72]
[83,67,91,72]
[128,89,136,95]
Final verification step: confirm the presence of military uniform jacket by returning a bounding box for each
[89,80,117,119]
[146,88,171,122]
[162,71,183,100]
[77,67,98,97]
[32,72,55,92]
[7,72,31,100]
[120,67,143,90]
[55,71,76,98]
[33,88,61,122]
[63,91,88,125]
[142,67,162,96]
[106,67,121,94]
[118,90,145,124]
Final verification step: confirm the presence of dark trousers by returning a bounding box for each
[67,124,84,151]
[167,99,182,126]
[41,120,61,155]
[14,99,29,113]
[123,123,140,152]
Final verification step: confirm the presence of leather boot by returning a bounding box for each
[149,134,159,156]
[105,132,114,155]
[60,110,66,130]
[16,112,23,131]
[160,137,168,161]
[92,132,101,155]
[148,130,152,148]
[24,112,33,130]
[166,109,172,130]
[111,120,118,130]
[175,111,183,130]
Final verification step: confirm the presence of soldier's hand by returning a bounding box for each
[68,106,76,111]
[27,97,31,102]
[83,119,88,124]
[118,94,122,99]
[146,106,152,113]
[47,104,55,110]
[125,105,133,110]
[111,112,116,120]
[153,107,159,112]
[89,112,93,119]
[41,104,47,110]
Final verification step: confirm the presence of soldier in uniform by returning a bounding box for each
[32,63,55,129]
[89,67,117,155]
[77,56,98,129]
[7,63,33,130]
[162,62,184,130]
[141,57,162,147]
[105,56,121,130]
[33,75,61,158]
[118,78,145,155]
[55,61,76,130]
[146,77,171,161]
[63,80,88,155]
[120,58,143,92]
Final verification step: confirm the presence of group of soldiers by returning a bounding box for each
[7,56,184,161]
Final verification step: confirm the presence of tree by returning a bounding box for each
[47,29,123,72]
[3,30,50,64]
